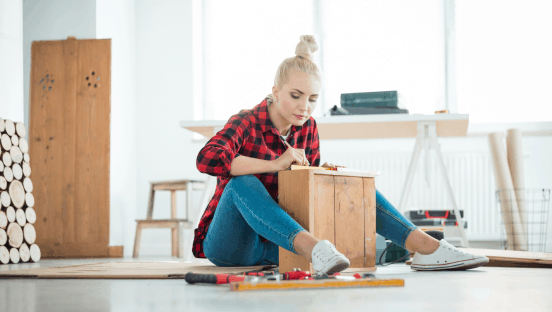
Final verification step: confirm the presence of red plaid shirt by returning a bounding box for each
[193,97,321,258]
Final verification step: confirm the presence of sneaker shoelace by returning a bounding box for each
[314,244,337,262]
[446,245,469,256]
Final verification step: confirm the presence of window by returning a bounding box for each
[201,0,444,120]
[202,0,314,120]
[320,0,446,115]
[201,0,552,123]
[455,0,552,122]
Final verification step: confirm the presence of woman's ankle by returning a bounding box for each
[417,239,441,255]
[405,229,441,255]
[292,232,320,262]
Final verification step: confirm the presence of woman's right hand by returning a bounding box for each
[272,146,310,171]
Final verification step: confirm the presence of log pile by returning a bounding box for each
[0,118,40,264]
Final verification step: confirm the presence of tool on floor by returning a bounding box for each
[282,270,311,280]
[184,272,279,284]
[185,273,247,284]
[229,277,405,291]
[301,272,376,281]
[244,271,275,277]
[312,273,357,281]
[186,268,310,285]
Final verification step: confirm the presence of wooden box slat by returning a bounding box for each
[363,178,377,268]
[334,176,365,267]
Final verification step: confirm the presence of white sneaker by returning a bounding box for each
[311,240,350,275]
[411,239,489,271]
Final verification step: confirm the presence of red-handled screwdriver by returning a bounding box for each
[282,271,311,280]
[184,273,246,285]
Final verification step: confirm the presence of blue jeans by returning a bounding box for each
[203,175,418,267]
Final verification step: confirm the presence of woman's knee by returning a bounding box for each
[230,174,256,183]
[227,174,261,189]
[204,243,260,267]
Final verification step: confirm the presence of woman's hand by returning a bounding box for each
[272,145,310,171]
[321,162,347,169]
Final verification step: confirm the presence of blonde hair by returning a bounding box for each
[267,35,322,103]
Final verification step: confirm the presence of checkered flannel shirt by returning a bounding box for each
[193,97,321,258]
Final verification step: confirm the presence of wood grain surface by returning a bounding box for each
[278,170,313,273]
[334,176,365,268]
[363,178,376,268]
[30,38,113,258]
[313,174,335,245]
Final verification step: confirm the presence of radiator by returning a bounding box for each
[322,153,502,240]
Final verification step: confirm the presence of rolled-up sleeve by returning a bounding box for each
[307,119,321,167]
[196,114,250,178]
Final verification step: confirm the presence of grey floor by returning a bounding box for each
[1,248,551,312]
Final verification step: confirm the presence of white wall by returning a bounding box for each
[0,0,23,121]
[23,0,96,128]
[135,0,206,256]
[96,0,138,256]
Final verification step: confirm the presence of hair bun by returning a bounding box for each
[295,35,318,61]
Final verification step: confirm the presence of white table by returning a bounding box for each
[181,114,471,247]
[180,114,469,140]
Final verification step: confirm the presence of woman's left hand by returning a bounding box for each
[321,162,347,169]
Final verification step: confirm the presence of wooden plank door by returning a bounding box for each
[29,38,111,258]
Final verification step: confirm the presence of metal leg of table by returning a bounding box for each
[398,133,424,213]
[433,139,470,248]
[399,121,470,248]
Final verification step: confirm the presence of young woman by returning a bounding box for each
[194,35,489,275]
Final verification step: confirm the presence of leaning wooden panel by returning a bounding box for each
[40,242,110,258]
[30,39,77,245]
[278,170,313,273]
[61,39,78,244]
[29,38,112,258]
[74,39,111,245]
[334,176,365,268]
[363,178,376,268]
[313,174,335,245]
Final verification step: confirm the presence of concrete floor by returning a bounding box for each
[0,255,551,312]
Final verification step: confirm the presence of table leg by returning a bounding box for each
[171,190,177,257]
[434,139,470,248]
[186,181,193,221]
[133,223,142,258]
[398,136,423,213]
[178,222,184,258]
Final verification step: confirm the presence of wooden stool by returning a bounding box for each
[133,180,204,258]
[277,169,379,273]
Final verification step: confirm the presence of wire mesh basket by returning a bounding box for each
[496,188,550,252]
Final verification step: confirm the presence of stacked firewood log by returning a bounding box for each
[0,118,40,264]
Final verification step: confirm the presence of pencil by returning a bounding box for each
[279,135,292,149]
[279,135,309,166]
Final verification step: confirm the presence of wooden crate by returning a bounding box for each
[278,169,377,273]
